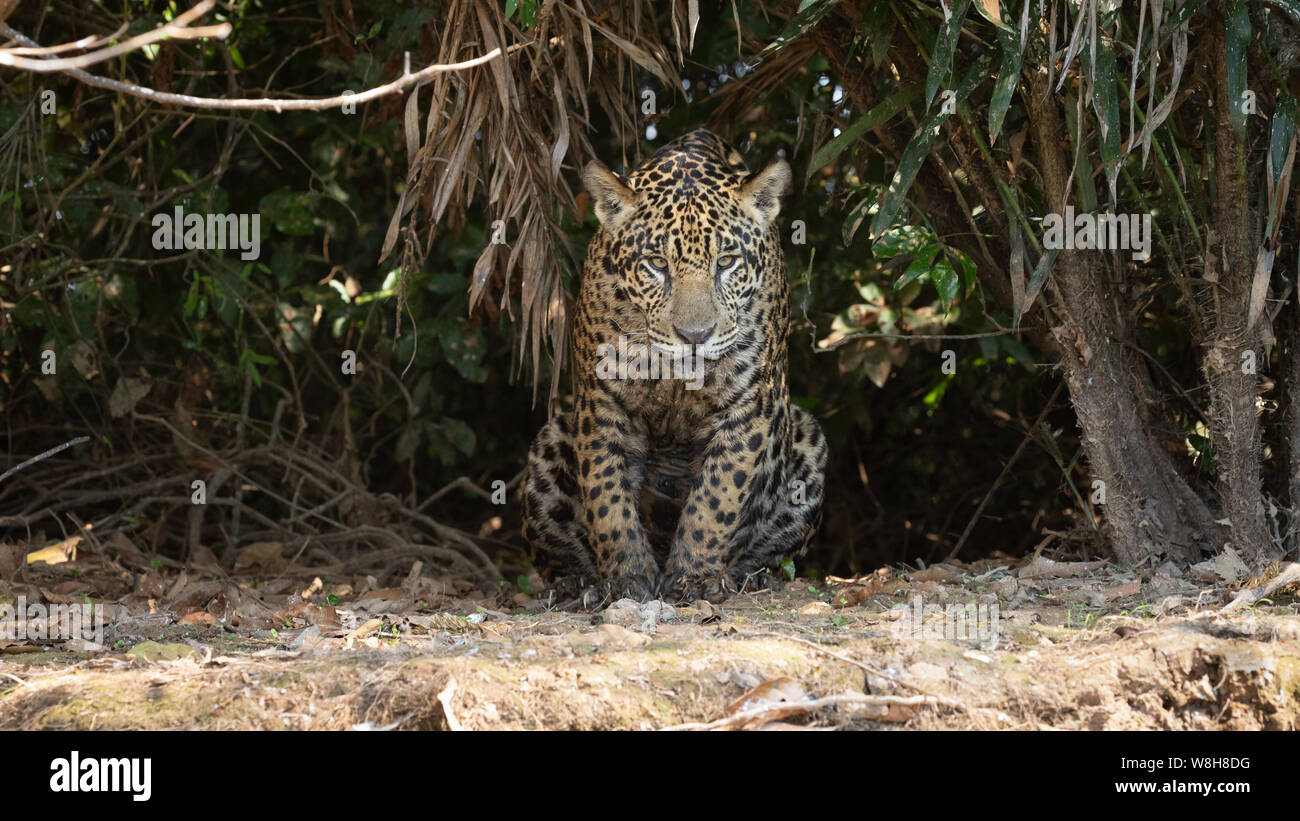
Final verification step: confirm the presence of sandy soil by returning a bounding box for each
[1,537,1297,730]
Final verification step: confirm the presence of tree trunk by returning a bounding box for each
[1197,16,1272,566]
[1025,68,1217,567]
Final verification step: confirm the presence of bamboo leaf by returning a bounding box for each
[1226,0,1250,137]
[1091,34,1123,202]
[1265,95,1297,239]
[812,83,921,170]
[760,0,844,57]
[988,3,1027,142]
[926,0,971,110]
[1140,14,1187,165]
[868,55,993,242]
[1158,0,1209,42]
[1021,247,1059,323]
[1269,95,1296,193]
[1009,217,1026,326]
[972,0,1010,28]
[842,195,874,245]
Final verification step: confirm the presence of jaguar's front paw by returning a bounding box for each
[603,572,658,603]
[660,567,731,604]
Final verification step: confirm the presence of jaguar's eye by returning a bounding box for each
[645,256,669,272]
[716,254,740,271]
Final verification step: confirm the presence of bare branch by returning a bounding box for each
[0,2,228,71]
[0,9,507,113]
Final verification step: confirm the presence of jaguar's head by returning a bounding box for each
[583,129,790,361]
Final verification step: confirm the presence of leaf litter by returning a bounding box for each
[1,530,1298,730]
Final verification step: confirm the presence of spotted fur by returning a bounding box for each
[522,129,827,603]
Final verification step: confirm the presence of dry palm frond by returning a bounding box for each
[380,0,687,401]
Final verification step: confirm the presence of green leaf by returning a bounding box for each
[428,273,463,294]
[1159,0,1209,38]
[259,187,314,236]
[760,0,843,57]
[396,424,422,463]
[870,55,993,242]
[271,245,305,289]
[439,417,476,456]
[894,244,940,289]
[1020,247,1058,325]
[1091,37,1123,201]
[926,0,970,110]
[988,13,1025,142]
[519,0,539,28]
[842,195,874,245]
[813,83,921,170]
[931,258,959,309]
[857,0,896,67]
[517,574,533,596]
[435,317,489,382]
[183,277,201,317]
[781,558,797,581]
[872,224,936,256]
[1266,95,1296,237]
[1225,0,1250,137]
[869,115,945,242]
[951,248,977,291]
[1270,95,1297,192]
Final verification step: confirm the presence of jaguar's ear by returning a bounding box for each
[583,161,637,229]
[739,159,791,230]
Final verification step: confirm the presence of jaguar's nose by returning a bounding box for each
[673,322,716,345]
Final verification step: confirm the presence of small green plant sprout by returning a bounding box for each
[781,559,797,581]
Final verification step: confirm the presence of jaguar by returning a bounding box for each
[522,128,827,604]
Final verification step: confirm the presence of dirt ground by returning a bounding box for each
[1,534,1298,730]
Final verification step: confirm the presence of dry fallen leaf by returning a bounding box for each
[562,623,651,648]
[798,601,833,617]
[830,579,884,607]
[25,536,81,566]
[348,618,384,641]
[127,641,199,663]
[1017,557,1107,579]
[910,566,961,584]
[234,541,286,573]
[722,677,812,729]
[1101,580,1142,601]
